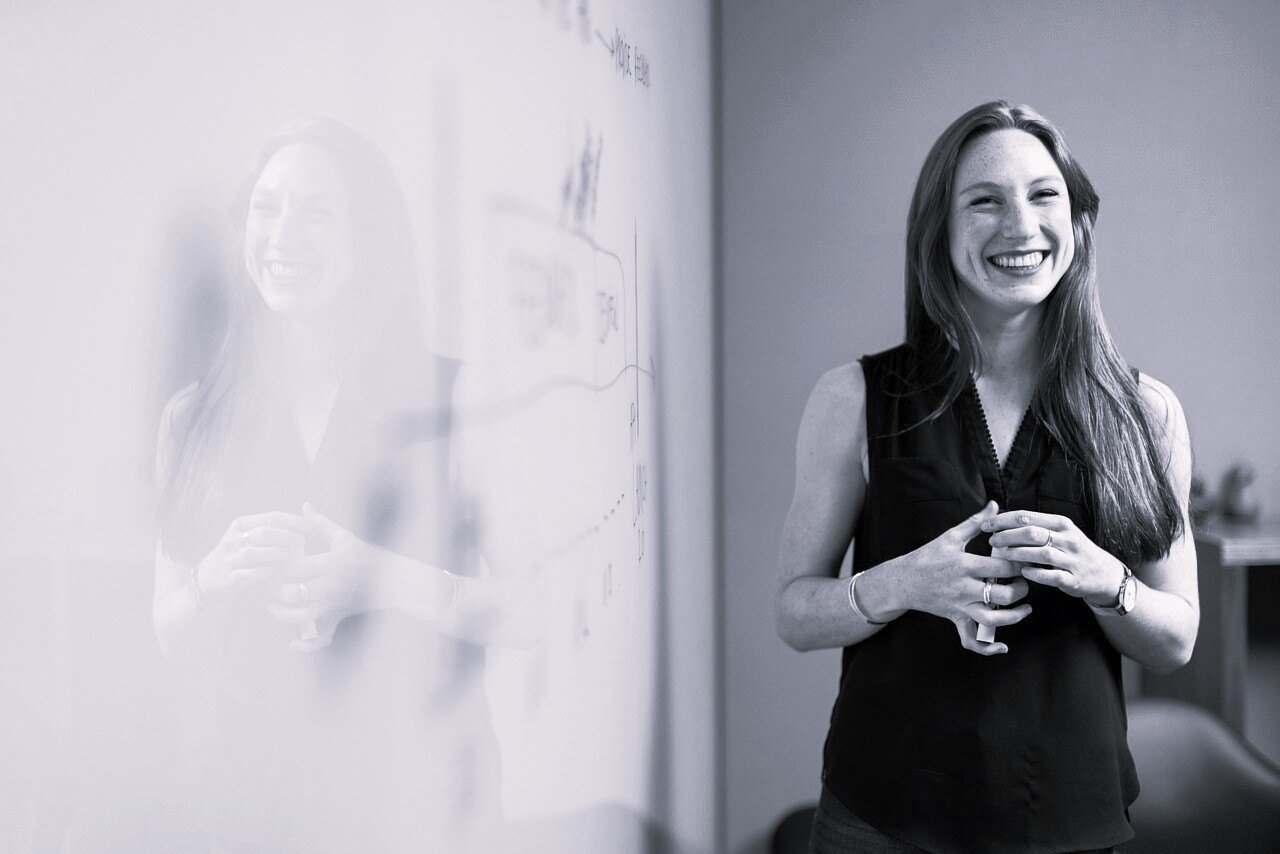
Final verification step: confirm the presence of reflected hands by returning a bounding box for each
[983,510,1126,607]
[268,503,383,652]
[197,512,311,614]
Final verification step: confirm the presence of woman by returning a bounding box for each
[153,118,537,853]
[777,102,1197,854]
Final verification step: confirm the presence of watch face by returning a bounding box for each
[1120,579,1136,613]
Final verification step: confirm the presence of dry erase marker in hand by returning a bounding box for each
[977,576,998,643]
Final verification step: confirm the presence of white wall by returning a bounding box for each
[720,1,1280,851]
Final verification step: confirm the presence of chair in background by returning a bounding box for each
[1123,697,1280,853]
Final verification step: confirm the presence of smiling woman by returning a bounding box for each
[151,118,539,854]
[243,143,356,319]
[776,101,1198,854]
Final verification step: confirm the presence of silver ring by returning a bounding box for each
[298,582,309,601]
[982,580,993,607]
[242,530,251,543]
[1045,530,1054,549]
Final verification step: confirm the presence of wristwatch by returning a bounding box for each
[1089,563,1136,616]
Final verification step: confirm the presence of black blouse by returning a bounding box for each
[821,344,1138,854]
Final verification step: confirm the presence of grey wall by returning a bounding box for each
[721,1,1280,851]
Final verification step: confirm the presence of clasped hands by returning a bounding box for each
[199,504,390,652]
[901,500,1126,655]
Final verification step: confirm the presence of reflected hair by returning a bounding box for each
[158,118,422,549]
[904,100,1181,564]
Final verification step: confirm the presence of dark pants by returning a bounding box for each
[808,787,1117,854]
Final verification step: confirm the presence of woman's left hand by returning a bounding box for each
[267,502,385,651]
[982,510,1125,607]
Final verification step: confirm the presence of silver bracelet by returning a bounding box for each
[848,570,888,625]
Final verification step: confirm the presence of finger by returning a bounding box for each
[235,545,294,567]
[992,545,1064,566]
[275,553,330,581]
[966,603,1033,627]
[234,512,313,535]
[986,579,1030,606]
[242,527,308,548]
[948,501,1000,544]
[302,503,347,539]
[1021,566,1076,590]
[965,556,1023,579]
[954,618,1007,655]
[267,601,327,624]
[988,526,1056,549]
[228,564,275,585]
[981,511,1069,534]
[271,581,312,606]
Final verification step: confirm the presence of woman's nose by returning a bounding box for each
[269,208,304,247]
[1001,199,1038,240]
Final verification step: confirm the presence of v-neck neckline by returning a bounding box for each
[963,378,1034,505]
[292,381,342,469]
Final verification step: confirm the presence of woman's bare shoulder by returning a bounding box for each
[160,382,200,433]
[798,362,867,461]
[1135,371,1191,467]
[156,381,200,477]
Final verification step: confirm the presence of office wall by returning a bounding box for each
[721,1,1280,851]
[0,2,716,851]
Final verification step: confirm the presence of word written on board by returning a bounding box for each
[597,27,652,89]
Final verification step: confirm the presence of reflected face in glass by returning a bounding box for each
[947,129,1074,319]
[244,143,355,319]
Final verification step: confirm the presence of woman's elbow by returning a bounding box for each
[774,589,812,652]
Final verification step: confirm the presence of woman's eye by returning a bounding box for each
[969,196,997,207]
[1033,189,1060,200]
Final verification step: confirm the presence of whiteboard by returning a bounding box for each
[0,1,716,852]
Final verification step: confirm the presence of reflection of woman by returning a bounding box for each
[778,102,1198,853]
[154,118,532,853]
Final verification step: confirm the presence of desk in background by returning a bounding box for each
[1142,518,1280,734]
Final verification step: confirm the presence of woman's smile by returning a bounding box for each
[948,129,1074,315]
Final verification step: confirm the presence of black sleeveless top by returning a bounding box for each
[821,345,1138,854]
[165,353,500,853]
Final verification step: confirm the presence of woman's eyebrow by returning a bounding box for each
[956,180,1003,196]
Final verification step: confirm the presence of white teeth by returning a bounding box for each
[991,251,1045,269]
[268,261,315,278]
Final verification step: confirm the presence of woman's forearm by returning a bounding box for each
[1093,579,1197,674]
[776,557,909,652]
[374,550,546,648]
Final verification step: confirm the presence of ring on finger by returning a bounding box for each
[982,580,993,607]
[1045,530,1054,549]
[298,582,309,602]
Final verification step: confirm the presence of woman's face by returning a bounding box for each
[244,143,354,320]
[947,129,1074,320]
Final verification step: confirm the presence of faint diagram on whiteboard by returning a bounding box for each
[452,125,662,824]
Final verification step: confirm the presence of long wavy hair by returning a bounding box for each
[158,118,424,551]
[904,100,1181,565]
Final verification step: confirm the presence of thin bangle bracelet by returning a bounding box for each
[848,570,889,625]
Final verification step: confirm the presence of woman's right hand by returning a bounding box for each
[898,501,1032,654]
[194,511,312,614]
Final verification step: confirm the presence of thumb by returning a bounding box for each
[302,502,345,540]
[949,500,999,543]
